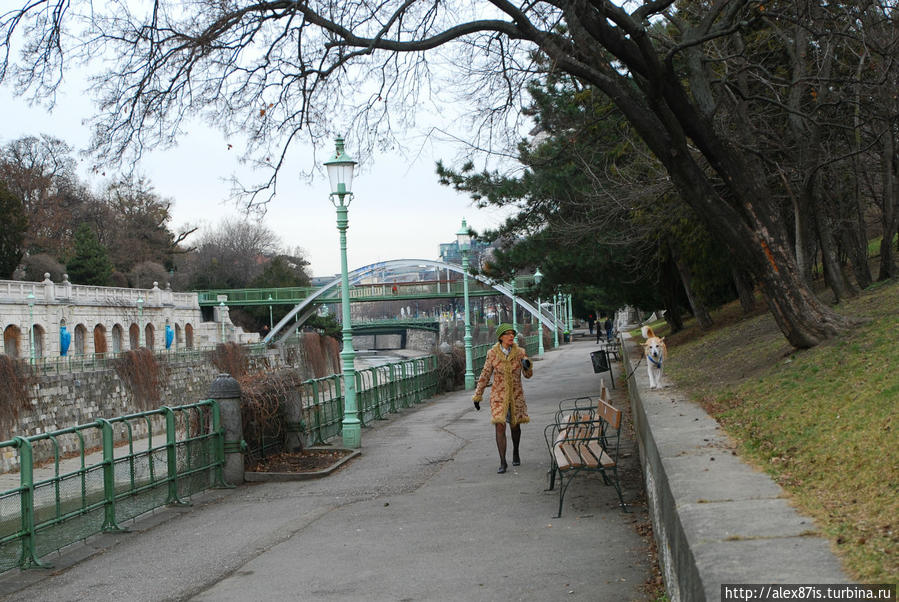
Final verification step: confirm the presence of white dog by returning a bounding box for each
[641,325,668,389]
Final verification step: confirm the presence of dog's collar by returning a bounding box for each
[648,355,663,368]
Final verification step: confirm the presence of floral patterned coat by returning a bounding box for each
[472,342,533,426]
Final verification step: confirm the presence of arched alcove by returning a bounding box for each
[93,324,108,356]
[3,325,21,358]
[112,324,124,353]
[73,324,87,356]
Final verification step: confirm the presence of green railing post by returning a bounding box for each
[13,436,51,569]
[311,380,325,445]
[355,371,368,427]
[163,407,188,506]
[370,368,385,421]
[97,419,126,533]
[388,364,397,413]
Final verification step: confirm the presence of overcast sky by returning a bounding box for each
[0,80,517,278]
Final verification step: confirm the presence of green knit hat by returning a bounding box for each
[495,323,516,340]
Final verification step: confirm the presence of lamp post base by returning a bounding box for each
[464,372,475,390]
[342,420,362,449]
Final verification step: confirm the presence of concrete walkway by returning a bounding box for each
[0,336,652,601]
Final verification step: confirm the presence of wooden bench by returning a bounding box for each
[543,380,626,517]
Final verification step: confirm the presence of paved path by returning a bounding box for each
[1,337,652,601]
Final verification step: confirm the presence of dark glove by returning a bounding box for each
[521,358,532,371]
[473,401,481,411]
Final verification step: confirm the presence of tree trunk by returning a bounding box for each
[878,128,898,281]
[669,242,713,330]
[655,131,851,348]
[732,267,756,315]
[812,185,857,302]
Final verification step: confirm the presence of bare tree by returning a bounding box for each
[177,218,282,289]
[7,1,895,346]
[0,135,83,256]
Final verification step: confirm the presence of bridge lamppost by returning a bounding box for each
[268,295,274,330]
[534,269,544,357]
[456,218,475,390]
[137,295,144,348]
[27,290,36,364]
[219,300,226,343]
[567,293,574,333]
[324,136,361,449]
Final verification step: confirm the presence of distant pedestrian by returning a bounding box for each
[471,323,533,474]
[587,314,595,335]
[604,317,613,342]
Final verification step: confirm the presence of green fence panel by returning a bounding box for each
[0,401,224,572]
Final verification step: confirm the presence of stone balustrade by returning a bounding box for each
[1,275,258,361]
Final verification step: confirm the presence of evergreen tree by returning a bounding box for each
[66,223,112,285]
[0,180,28,278]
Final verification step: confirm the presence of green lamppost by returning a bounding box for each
[456,218,475,390]
[27,290,35,364]
[553,292,560,348]
[324,136,361,449]
[137,295,144,348]
[510,270,517,336]
[567,293,574,332]
[534,269,544,356]
[268,295,274,330]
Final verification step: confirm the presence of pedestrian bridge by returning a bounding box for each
[195,259,562,345]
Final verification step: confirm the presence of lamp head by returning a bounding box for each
[455,218,472,253]
[533,268,543,285]
[323,136,357,197]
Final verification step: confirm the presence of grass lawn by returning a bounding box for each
[659,278,898,584]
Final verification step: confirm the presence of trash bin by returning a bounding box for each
[563,331,571,343]
[589,350,615,388]
[590,350,610,373]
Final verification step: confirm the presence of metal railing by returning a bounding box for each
[247,355,440,458]
[0,401,225,573]
[0,342,533,573]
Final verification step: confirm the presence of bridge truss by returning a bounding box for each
[259,259,562,345]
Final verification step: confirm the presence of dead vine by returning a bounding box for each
[113,348,166,411]
[238,369,306,464]
[0,355,33,436]
[211,342,249,379]
[435,346,466,393]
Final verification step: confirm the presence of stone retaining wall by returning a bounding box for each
[621,332,848,601]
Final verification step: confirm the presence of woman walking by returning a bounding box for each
[471,324,533,473]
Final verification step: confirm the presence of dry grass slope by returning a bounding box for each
[661,278,898,584]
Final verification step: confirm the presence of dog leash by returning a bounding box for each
[623,356,644,382]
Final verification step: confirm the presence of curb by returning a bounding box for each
[620,331,849,601]
[244,448,361,482]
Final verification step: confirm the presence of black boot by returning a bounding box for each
[512,451,520,466]
[497,461,508,474]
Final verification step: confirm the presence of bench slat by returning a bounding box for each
[586,440,616,467]
[559,442,585,468]
[553,445,572,471]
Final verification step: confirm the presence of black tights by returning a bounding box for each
[495,423,521,466]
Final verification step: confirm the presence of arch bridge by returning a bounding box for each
[221,259,564,345]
